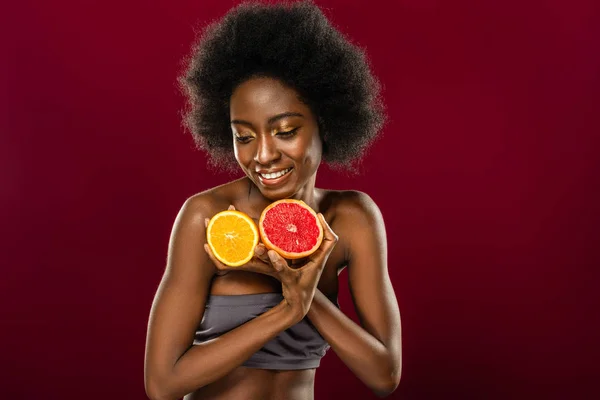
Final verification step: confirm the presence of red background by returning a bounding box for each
[3,0,599,399]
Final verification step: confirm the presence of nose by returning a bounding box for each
[254,134,281,165]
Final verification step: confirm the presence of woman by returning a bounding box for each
[144,1,402,399]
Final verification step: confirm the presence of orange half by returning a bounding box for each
[206,210,259,267]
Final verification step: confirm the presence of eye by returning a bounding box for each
[235,135,253,144]
[276,127,299,138]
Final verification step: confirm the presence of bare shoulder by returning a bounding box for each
[320,189,382,224]
[182,177,246,217]
[164,178,247,283]
[319,189,385,264]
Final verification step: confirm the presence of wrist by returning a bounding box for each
[276,300,305,326]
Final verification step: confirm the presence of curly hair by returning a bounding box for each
[178,0,385,171]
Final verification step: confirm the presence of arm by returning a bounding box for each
[306,192,402,397]
[143,197,297,400]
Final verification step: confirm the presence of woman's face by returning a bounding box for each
[230,77,322,200]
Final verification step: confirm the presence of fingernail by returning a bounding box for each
[255,246,265,255]
[268,251,277,261]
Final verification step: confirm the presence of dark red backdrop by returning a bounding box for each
[3,0,599,399]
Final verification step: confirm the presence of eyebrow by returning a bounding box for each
[231,112,304,127]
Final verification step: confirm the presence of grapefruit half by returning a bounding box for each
[258,199,323,259]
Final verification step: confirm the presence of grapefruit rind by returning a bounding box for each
[206,210,259,267]
[258,199,324,260]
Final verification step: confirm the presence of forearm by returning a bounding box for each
[150,301,296,400]
[307,289,400,396]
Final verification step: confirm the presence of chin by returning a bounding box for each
[257,185,296,201]
[245,169,301,201]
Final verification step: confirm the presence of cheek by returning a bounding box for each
[233,144,251,167]
[285,135,321,165]
[233,139,248,161]
[233,144,242,164]
[304,134,323,165]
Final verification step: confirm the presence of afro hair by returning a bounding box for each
[178,0,385,170]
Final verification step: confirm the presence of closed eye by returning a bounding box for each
[276,127,299,138]
[235,135,253,144]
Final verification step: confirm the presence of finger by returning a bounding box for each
[303,248,329,270]
[204,243,231,274]
[244,258,280,278]
[205,218,210,229]
[305,240,336,266]
[267,250,291,275]
[228,204,236,211]
[254,243,271,263]
[308,214,338,258]
[319,215,338,253]
[318,213,339,243]
[301,215,338,270]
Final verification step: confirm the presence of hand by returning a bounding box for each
[264,212,337,321]
[204,204,339,322]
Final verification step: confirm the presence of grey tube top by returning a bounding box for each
[193,293,330,370]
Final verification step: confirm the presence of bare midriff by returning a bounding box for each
[184,367,315,400]
[209,270,283,295]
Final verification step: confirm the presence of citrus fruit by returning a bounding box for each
[206,210,259,267]
[258,199,323,259]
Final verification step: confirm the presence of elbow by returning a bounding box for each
[372,381,400,398]
[372,379,400,398]
[145,382,164,400]
[372,365,401,398]
[145,374,173,400]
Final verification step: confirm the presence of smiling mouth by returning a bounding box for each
[258,167,293,180]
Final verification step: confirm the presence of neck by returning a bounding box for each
[289,173,318,210]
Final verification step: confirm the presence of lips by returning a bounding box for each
[258,167,292,180]
[256,167,293,187]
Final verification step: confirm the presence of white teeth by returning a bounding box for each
[261,168,291,180]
